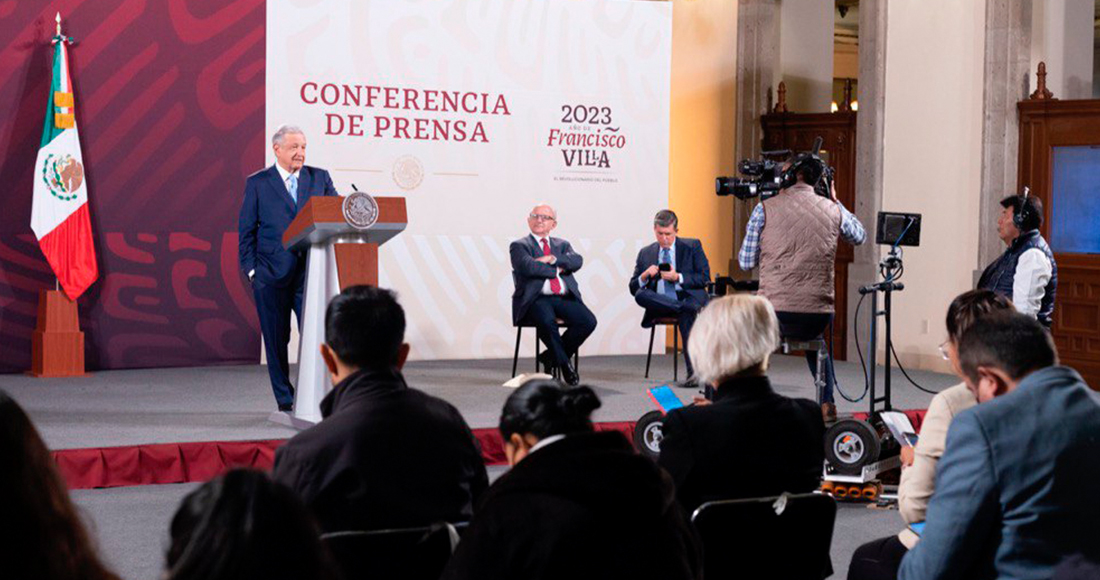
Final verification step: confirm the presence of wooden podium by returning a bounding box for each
[272,195,407,427]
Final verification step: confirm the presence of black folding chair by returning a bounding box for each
[321,523,459,580]
[691,493,836,580]
[510,272,579,378]
[644,315,682,381]
[512,318,578,378]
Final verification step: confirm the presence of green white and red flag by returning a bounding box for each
[31,33,98,300]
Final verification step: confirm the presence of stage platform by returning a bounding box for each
[3,353,956,488]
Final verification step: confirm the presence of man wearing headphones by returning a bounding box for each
[977,193,1057,327]
[738,155,866,422]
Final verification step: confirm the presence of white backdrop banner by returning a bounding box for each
[267,0,672,360]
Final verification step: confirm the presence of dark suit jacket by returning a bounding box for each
[238,164,338,287]
[657,375,824,515]
[271,369,489,532]
[629,237,711,324]
[442,431,701,580]
[899,366,1100,580]
[509,234,585,325]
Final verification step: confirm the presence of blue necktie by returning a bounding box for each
[660,247,676,298]
[287,174,298,204]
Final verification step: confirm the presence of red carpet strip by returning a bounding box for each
[51,412,925,490]
[51,421,636,490]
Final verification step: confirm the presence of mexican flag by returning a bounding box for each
[31,37,97,300]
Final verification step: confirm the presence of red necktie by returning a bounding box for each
[541,238,562,294]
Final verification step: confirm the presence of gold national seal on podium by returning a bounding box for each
[342,191,379,230]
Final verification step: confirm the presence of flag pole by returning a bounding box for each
[53,12,73,45]
[55,12,60,294]
[54,12,62,294]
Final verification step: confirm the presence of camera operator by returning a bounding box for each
[977,193,1056,327]
[737,159,866,422]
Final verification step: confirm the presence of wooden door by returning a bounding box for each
[760,111,857,360]
[1018,100,1100,389]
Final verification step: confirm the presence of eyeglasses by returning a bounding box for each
[529,214,556,222]
[938,341,950,361]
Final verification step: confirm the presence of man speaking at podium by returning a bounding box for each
[239,125,338,411]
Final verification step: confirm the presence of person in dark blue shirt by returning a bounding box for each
[238,125,338,411]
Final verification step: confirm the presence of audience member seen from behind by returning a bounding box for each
[848,289,1013,580]
[442,380,701,580]
[164,469,337,580]
[272,285,488,532]
[657,295,825,515]
[899,312,1100,580]
[0,390,121,580]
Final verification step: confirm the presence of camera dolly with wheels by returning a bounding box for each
[820,211,921,502]
[820,417,900,501]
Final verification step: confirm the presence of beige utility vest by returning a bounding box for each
[757,183,841,313]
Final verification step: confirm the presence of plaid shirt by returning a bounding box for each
[738,200,866,271]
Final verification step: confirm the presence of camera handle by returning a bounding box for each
[858,246,906,416]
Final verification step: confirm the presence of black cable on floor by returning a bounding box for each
[837,292,869,403]
[889,343,945,395]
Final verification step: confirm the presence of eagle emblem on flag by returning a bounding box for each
[41,153,84,201]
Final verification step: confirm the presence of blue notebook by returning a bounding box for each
[647,386,685,413]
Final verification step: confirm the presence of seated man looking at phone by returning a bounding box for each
[629,210,711,385]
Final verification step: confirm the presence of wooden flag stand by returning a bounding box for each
[30,289,85,377]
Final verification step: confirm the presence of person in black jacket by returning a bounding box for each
[657,294,825,514]
[271,286,488,532]
[442,380,701,580]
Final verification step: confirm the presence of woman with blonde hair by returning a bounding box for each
[657,294,825,513]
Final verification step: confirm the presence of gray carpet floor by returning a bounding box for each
[73,474,904,580]
[2,353,955,449]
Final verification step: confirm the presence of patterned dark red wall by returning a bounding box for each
[0,0,264,372]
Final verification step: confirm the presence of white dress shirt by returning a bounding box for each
[528,434,566,455]
[1013,248,1053,318]
[532,234,567,296]
[274,163,300,197]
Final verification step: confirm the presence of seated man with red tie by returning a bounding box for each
[509,204,597,386]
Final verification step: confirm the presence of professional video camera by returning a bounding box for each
[715,136,833,200]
